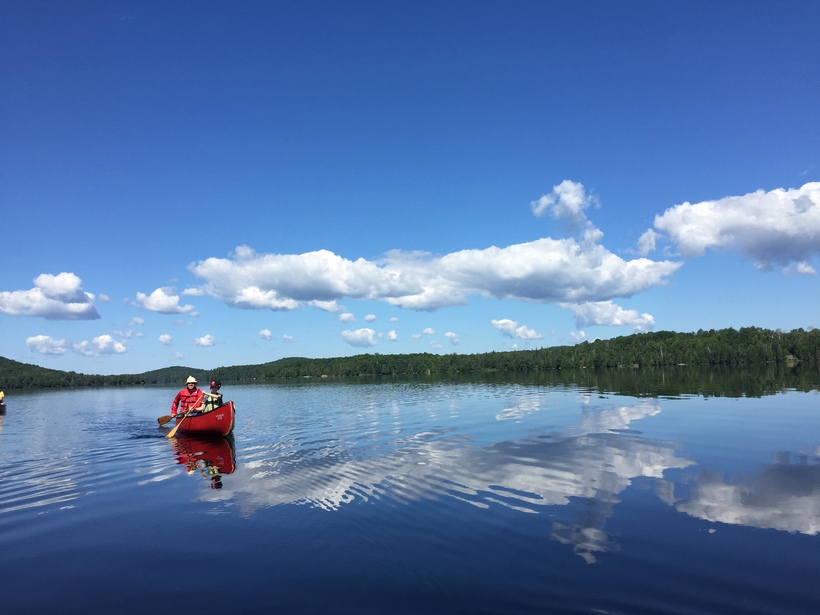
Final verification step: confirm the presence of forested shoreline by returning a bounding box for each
[2,326,818,390]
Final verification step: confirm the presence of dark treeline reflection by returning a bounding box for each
[363,363,820,398]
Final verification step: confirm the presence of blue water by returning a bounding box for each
[1,381,818,614]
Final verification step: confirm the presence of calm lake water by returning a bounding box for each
[1,372,818,614]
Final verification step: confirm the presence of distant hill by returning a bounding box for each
[1,326,817,390]
[0,357,206,389]
[0,356,88,388]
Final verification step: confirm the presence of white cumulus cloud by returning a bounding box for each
[491,319,543,340]
[26,334,68,355]
[530,179,599,226]
[340,328,377,347]
[650,182,820,272]
[186,183,681,314]
[569,330,587,343]
[310,300,343,312]
[789,262,817,275]
[561,300,655,332]
[90,335,127,354]
[195,334,214,347]
[1,273,99,320]
[73,335,127,356]
[159,334,173,345]
[636,229,659,256]
[135,288,197,314]
[258,328,272,340]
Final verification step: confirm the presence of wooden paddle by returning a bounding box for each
[165,409,191,439]
[165,393,203,439]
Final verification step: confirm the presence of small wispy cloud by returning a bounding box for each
[491,319,543,340]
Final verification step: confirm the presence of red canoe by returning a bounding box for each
[173,401,235,437]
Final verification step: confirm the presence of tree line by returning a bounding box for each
[2,326,818,390]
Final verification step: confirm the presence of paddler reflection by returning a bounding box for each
[171,434,236,489]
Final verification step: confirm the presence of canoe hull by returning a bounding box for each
[174,401,235,437]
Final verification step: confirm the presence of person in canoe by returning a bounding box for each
[193,379,223,412]
[171,376,204,416]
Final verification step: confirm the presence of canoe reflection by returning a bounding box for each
[171,434,236,489]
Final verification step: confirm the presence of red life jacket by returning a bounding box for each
[171,388,203,414]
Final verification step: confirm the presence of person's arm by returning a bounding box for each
[171,392,181,414]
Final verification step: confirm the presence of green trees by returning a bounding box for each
[1,327,817,389]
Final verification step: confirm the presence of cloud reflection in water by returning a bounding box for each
[676,454,820,535]
[212,397,694,563]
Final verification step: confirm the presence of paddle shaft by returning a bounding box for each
[165,409,191,438]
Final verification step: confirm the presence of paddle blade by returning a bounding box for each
[166,410,191,438]
[157,415,174,426]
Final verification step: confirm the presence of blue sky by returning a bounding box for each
[1,0,818,376]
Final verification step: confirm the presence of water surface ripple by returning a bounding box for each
[1,380,818,614]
